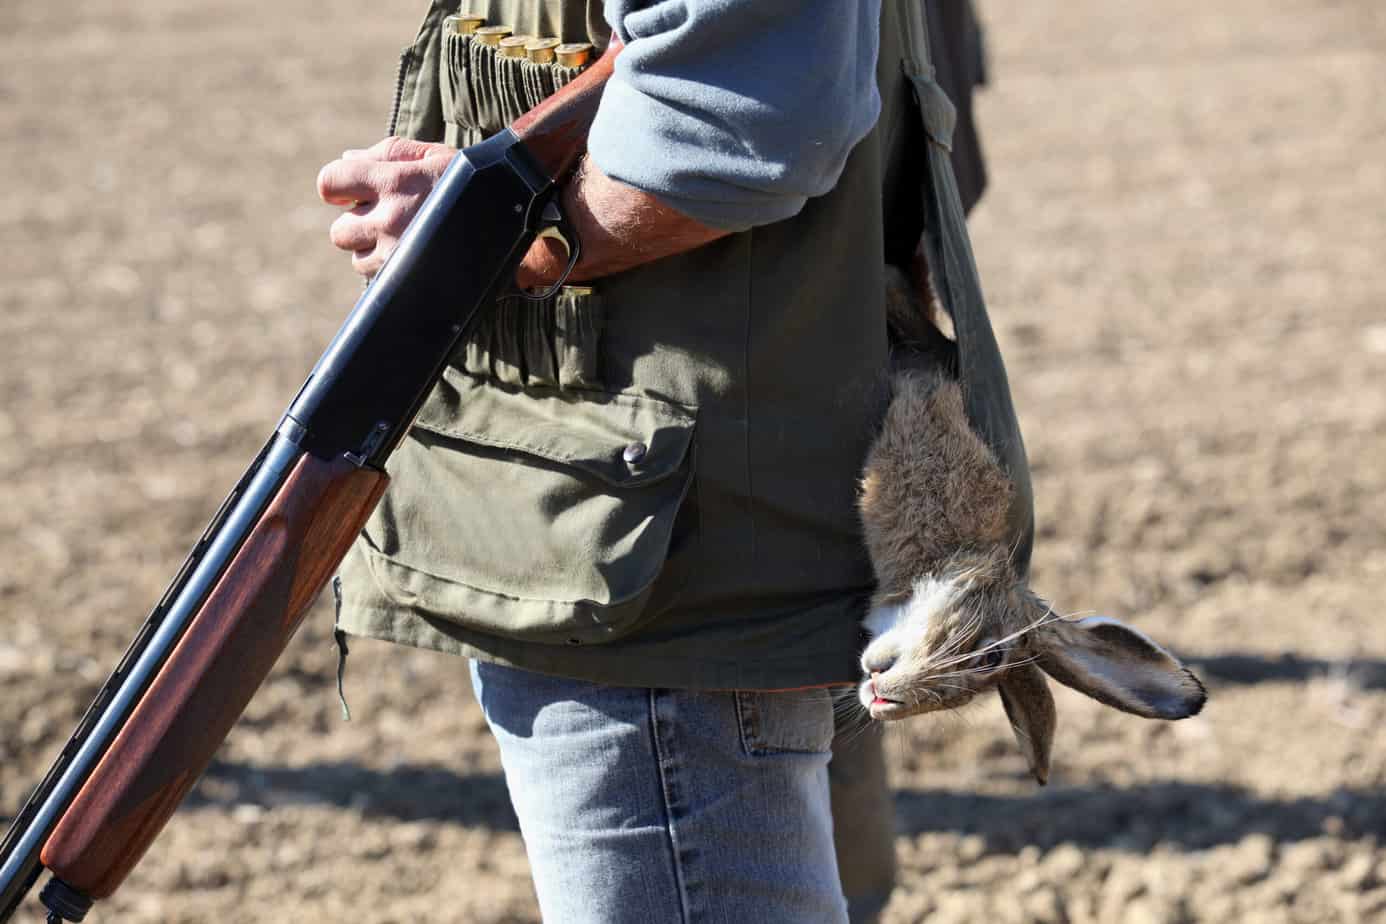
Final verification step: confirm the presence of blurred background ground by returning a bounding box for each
[1,1,1384,922]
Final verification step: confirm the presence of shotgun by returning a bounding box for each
[0,40,619,924]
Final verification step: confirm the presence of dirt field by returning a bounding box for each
[2,1,1384,922]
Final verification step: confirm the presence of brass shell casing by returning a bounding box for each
[499,34,534,57]
[449,15,484,35]
[526,37,561,63]
[475,25,513,46]
[555,42,593,67]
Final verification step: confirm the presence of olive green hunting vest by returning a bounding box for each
[334,0,1033,690]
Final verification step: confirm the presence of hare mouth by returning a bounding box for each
[865,679,963,719]
[861,673,948,720]
[868,697,908,720]
[867,696,939,721]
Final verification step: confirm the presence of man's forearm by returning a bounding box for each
[517,156,729,289]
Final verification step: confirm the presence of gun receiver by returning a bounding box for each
[0,39,619,923]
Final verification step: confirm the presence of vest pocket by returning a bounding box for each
[358,369,697,645]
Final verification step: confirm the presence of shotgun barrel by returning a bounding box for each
[0,40,619,923]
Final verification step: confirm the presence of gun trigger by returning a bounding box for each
[517,201,582,301]
[534,223,573,260]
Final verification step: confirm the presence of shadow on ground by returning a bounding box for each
[185,758,1381,861]
[190,760,520,831]
[894,782,1381,853]
[1188,653,1386,691]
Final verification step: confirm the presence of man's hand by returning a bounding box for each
[524,156,728,288]
[318,137,728,286]
[317,137,457,278]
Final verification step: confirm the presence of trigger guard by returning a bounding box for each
[517,206,582,302]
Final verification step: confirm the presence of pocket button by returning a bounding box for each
[623,442,648,464]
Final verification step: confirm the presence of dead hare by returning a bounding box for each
[856,267,1206,784]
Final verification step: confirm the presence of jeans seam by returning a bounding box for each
[649,689,692,924]
[734,691,760,757]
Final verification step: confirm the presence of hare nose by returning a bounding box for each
[863,651,897,675]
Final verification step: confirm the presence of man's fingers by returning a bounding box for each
[319,139,457,204]
[317,158,387,206]
[344,136,436,163]
[351,249,385,278]
[320,139,456,278]
[330,206,410,273]
[381,137,437,161]
[329,212,378,254]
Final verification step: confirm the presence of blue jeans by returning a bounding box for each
[471,661,851,924]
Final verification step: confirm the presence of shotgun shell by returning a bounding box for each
[555,42,593,67]
[475,25,513,46]
[499,34,534,57]
[449,15,485,35]
[526,37,561,63]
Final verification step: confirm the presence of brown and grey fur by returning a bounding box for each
[855,267,1206,784]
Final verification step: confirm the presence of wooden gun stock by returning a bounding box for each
[41,453,387,899]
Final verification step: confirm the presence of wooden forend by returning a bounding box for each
[41,452,388,899]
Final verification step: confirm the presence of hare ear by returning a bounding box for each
[1034,616,1207,720]
[997,662,1055,785]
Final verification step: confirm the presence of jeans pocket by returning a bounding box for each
[735,689,835,756]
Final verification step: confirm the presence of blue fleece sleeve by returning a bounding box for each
[590,0,882,232]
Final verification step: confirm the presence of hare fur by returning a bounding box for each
[855,267,1206,784]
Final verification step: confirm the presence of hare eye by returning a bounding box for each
[976,646,1006,672]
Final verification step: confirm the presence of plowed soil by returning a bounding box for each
[2,1,1384,922]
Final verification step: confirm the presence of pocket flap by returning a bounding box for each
[412,368,696,488]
